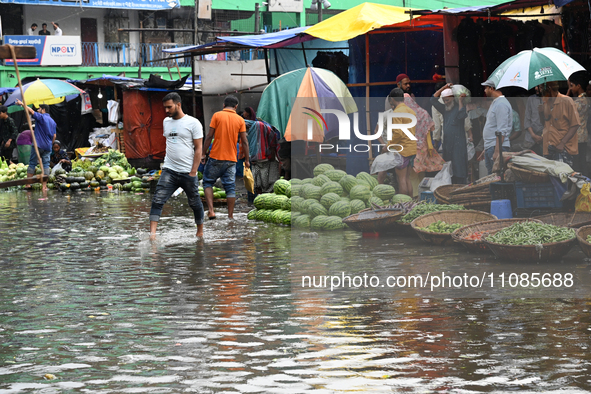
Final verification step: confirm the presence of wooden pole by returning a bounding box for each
[365,34,373,162]
[7,45,44,187]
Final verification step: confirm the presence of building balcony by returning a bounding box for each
[81,42,262,67]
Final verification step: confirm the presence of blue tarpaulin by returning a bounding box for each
[163,27,314,55]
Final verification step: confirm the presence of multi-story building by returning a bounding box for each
[0,0,508,87]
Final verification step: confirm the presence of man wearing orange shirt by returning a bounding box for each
[201,95,250,220]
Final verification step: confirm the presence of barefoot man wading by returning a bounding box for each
[149,92,205,239]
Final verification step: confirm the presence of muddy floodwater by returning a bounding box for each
[2,190,591,393]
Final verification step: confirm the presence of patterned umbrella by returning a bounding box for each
[257,67,357,143]
[489,47,585,90]
[4,78,84,108]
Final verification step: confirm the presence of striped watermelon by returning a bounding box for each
[247,209,258,220]
[273,179,290,196]
[294,214,311,228]
[311,215,330,230]
[273,195,289,210]
[281,211,292,226]
[372,184,396,201]
[301,178,314,184]
[339,174,358,193]
[340,196,350,203]
[308,202,328,218]
[281,198,291,211]
[313,163,334,177]
[367,196,384,208]
[329,201,351,218]
[291,184,303,197]
[356,172,378,190]
[325,216,346,230]
[324,169,347,182]
[301,199,318,213]
[285,184,292,198]
[305,185,322,200]
[320,192,341,209]
[253,194,266,209]
[291,196,305,212]
[271,209,284,224]
[350,185,371,202]
[350,199,366,214]
[320,181,343,196]
[392,194,413,203]
[356,179,373,190]
[290,178,303,185]
[292,212,302,221]
[312,174,331,187]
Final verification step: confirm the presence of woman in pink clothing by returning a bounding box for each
[403,93,445,173]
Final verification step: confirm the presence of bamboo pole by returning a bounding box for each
[7,44,45,188]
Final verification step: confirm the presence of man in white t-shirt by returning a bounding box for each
[149,92,205,239]
[52,22,62,36]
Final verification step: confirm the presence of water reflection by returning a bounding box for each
[0,191,591,392]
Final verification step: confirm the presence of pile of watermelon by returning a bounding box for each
[247,163,407,231]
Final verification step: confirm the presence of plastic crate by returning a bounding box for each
[514,182,562,209]
[490,182,516,201]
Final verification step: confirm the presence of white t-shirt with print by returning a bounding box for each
[162,115,203,173]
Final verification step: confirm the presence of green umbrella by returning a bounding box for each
[489,47,585,90]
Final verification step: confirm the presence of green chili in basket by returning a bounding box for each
[487,222,575,245]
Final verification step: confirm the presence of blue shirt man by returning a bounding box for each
[15,100,56,189]
[480,80,513,175]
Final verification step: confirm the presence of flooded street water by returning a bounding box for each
[2,190,591,393]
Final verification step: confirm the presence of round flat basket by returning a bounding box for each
[576,225,591,258]
[537,212,591,229]
[507,162,550,183]
[411,210,498,246]
[452,218,542,253]
[433,184,463,204]
[342,209,403,233]
[483,233,577,262]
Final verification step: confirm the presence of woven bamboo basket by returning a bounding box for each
[410,210,498,246]
[576,225,591,258]
[483,231,577,262]
[536,212,591,229]
[342,209,404,233]
[452,218,542,253]
[450,175,501,195]
[507,162,550,183]
[434,184,463,204]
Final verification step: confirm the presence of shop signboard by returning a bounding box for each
[4,35,82,66]
[0,0,179,10]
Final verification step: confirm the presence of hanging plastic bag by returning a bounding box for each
[430,161,453,192]
[575,183,591,212]
[50,162,63,176]
[370,151,403,174]
[243,167,254,194]
[467,141,475,161]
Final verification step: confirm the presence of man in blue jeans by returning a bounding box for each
[15,100,56,191]
[149,92,205,239]
[477,80,512,175]
[201,95,250,220]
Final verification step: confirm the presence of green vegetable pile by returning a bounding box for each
[487,222,575,245]
[93,149,130,169]
[401,204,465,223]
[420,220,464,233]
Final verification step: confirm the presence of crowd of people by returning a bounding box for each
[373,70,590,198]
